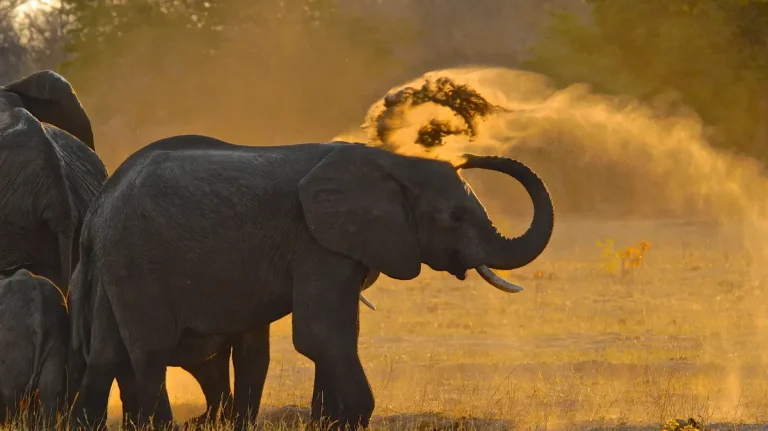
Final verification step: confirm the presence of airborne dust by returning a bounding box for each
[342,67,768,222]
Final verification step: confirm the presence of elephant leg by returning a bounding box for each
[70,290,126,431]
[180,346,233,427]
[311,363,342,423]
[124,348,173,430]
[0,398,4,425]
[36,357,67,428]
[232,326,270,431]
[292,257,374,430]
[309,309,363,425]
[116,369,139,430]
[110,281,178,431]
[115,365,175,431]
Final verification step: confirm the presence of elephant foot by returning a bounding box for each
[182,414,213,430]
[158,423,181,431]
[182,406,232,431]
[310,417,367,431]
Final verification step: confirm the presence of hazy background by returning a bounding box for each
[3,0,590,166]
[7,1,768,427]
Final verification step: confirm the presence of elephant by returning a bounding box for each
[0,69,107,291]
[68,135,554,430]
[0,269,69,427]
[62,136,381,431]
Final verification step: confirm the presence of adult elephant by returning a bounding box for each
[69,135,554,430]
[0,70,107,290]
[65,137,380,430]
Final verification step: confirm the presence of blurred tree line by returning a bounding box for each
[2,0,420,165]
[525,0,768,163]
[16,0,768,167]
[56,0,417,164]
[3,0,582,168]
[0,0,69,81]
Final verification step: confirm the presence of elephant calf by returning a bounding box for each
[0,269,69,426]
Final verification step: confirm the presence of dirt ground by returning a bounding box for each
[101,217,768,430]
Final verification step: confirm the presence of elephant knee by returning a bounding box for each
[292,329,323,360]
[293,320,357,362]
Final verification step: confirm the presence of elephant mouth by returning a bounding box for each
[447,251,468,280]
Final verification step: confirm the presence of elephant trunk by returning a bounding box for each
[457,154,555,293]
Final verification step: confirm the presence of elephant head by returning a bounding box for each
[298,145,554,293]
[0,71,105,291]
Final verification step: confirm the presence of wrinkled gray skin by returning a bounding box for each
[0,269,69,426]
[50,135,379,430]
[63,138,383,430]
[69,135,555,431]
[0,70,107,291]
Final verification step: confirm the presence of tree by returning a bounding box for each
[0,0,71,82]
[53,0,415,167]
[524,0,768,162]
[0,0,29,82]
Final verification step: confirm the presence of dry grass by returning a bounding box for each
[8,217,768,430]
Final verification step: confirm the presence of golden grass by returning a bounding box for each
[8,217,768,430]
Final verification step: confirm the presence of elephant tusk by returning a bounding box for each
[475,265,524,293]
[359,293,377,310]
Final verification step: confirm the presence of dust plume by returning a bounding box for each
[366,77,503,152]
[336,67,768,225]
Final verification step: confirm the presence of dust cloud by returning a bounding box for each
[337,67,768,223]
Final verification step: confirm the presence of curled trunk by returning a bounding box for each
[457,154,555,292]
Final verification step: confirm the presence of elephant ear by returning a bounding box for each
[3,70,94,150]
[298,146,422,280]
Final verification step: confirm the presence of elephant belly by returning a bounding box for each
[169,334,232,366]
